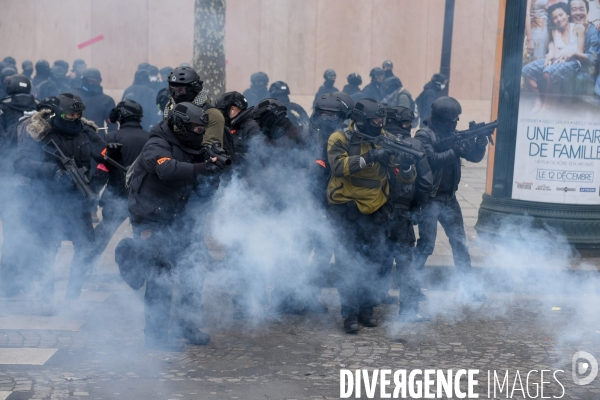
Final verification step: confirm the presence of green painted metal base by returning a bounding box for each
[475,194,600,249]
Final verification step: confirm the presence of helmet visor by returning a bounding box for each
[184,123,206,135]
[318,110,340,121]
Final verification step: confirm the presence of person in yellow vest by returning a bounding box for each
[326,98,416,334]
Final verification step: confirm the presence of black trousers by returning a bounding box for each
[413,193,472,273]
[0,183,30,296]
[328,203,389,318]
[131,219,206,340]
[384,206,422,307]
[16,190,94,301]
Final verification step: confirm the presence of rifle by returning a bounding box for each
[434,120,498,152]
[43,139,96,199]
[361,132,426,160]
[204,142,232,166]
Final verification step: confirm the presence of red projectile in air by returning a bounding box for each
[77,35,105,49]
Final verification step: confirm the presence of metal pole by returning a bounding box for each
[440,0,455,96]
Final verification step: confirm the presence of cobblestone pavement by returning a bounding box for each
[2,162,600,400]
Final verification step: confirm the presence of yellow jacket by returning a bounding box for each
[326,126,389,214]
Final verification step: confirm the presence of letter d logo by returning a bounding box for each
[572,351,598,386]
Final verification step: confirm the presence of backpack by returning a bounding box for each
[398,88,416,112]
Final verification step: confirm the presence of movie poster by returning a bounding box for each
[512,0,600,205]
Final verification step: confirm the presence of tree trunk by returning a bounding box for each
[193,0,226,100]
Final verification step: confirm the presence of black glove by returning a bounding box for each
[54,168,72,186]
[193,160,225,177]
[105,142,123,159]
[365,148,394,164]
[261,110,290,131]
[398,152,416,170]
[475,135,489,147]
[452,142,465,158]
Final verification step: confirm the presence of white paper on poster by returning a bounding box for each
[512,113,600,205]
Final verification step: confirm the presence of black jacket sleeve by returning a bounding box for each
[462,142,486,163]
[415,128,459,171]
[83,125,108,163]
[14,124,57,180]
[139,138,195,182]
[413,140,434,204]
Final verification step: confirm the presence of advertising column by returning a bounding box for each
[476,0,600,249]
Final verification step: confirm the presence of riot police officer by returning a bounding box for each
[243,72,270,108]
[126,102,225,350]
[383,106,434,320]
[268,81,309,132]
[0,75,38,134]
[86,100,150,272]
[343,73,362,96]
[361,68,385,101]
[13,94,103,306]
[312,69,339,108]
[215,91,260,158]
[0,75,38,298]
[413,97,488,301]
[163,65,224,147]
[69,68,116,135]
[326,98,413,333]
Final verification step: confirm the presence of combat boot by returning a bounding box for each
[344,315,359,333]
[398,302,431,322]
[358,307,377,327]
[182,328,211,346]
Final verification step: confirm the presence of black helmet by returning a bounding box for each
[50,66,65,79]
[351,98,386,137]
[72,59,86,71]
[382,60,393,69]
[37,96,60,113]
[56,93,86,116]
[35,60,50,75]
[432,73,447,84]
[53,60,69,74]
[168,66,201,86]
[323,69,336,80]
[315,93,346,119]
[137,62,150,71]
[168,102,209,146]
[133,69,150,85]
[369,67,385,79]
[1,67,17,83]
[382,76,402,96]
[250,71,269,86]
[431,96,461,122]
[385,106,414,126]
[82,68,102,82]
[215,91,248,112]
[269,81,290,96]
[148,65,159,76]
[3,57,16,67]
[167,66,203,102]
[332,91,355,119]
[109,99,143,123]
[156,87,170,111]
[6,74,32,95]
[22,60,33,70]
[347,73,362,86]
